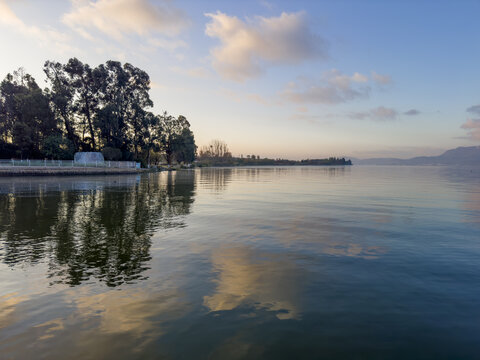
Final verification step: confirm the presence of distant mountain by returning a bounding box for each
[353,146,480,165]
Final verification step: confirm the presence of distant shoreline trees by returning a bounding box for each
[0,58,196,166]
[197,139,352,167]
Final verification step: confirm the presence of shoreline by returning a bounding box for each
[0,166,150,177]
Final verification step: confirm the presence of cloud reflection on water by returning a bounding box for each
[204,245,306,320]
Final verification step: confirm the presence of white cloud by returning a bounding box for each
[63,0,189,41]
[204,11,327,81]
[371,71,392,85]
[281,69,370,104]
[350,106,398,121]
[461,118,480,141]
[0,0,78,54]
[351,72,368,83]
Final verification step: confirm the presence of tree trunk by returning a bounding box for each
[85,102,96,151]
[61,111,77,150]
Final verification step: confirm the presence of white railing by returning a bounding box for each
[0,159,140,169]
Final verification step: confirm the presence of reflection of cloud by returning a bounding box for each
[205,11,326,81]
[208,332,260,360]
[73,288,186,338]
[34,318,65,341]
[0,292,28,329]
[275,215,387,260]
[0,287,190,358]
[204,246,303,319]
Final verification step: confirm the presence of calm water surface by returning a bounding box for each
[1,166,480,359]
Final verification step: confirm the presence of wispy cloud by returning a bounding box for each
[371,71,392,85]
[467,104,480,115]
[349,106,398,121]
[205,11,327,81]
[461,118,480,141]
[460,105,480,141]
[63,0,189,41]
[281,69,370,105]
[0,0,78,54]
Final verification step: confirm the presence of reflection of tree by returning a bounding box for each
[300,166,348,178]
[0,172,195,286]
[199,168,232,192]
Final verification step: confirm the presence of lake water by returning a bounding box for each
[1,166,480,359]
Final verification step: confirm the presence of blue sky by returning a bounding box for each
[1,0,479,159]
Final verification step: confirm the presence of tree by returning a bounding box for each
[42,135,75,160]
[159,112,179,165]
[123,63,153,159]
[172,127,196,164]
[199,139,232,159]
[139,112,161,167]
[44,60,79,150]
[63,58,101,150]
[101,147,122,161]
[0,69,57,158]
[95,61,152,159]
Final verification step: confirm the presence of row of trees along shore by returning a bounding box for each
[0,58,196,166]
[196,139,352,166]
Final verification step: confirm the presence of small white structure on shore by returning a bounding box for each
[74,152,105,164]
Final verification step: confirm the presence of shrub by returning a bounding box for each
[42,135,75,160]
[101,147,122,161]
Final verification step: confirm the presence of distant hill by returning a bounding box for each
[353,146,480,165]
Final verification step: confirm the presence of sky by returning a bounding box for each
[0,0,479,159]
